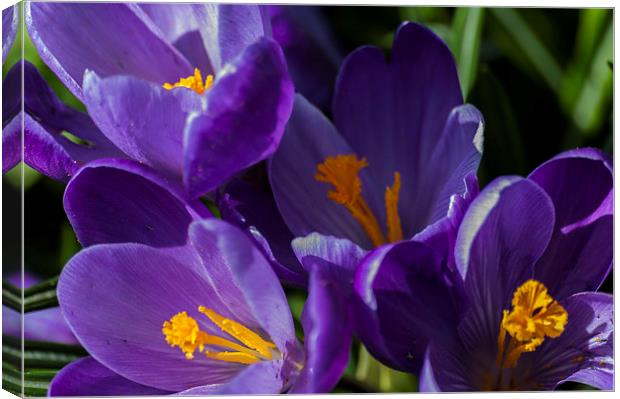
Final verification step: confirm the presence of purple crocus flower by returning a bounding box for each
[25,2,293,196]
[49,218,351,395]
[353,148,613,391]
[269,22,483,270]
[2,272,78,345]
[2,4,18,62]
[46,159,350,395]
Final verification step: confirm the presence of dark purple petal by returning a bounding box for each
[269,5,341,109]
[188,219,297,353]
[25,2,192,100]
[218,179,306,287]
[269,95,377,248]
[291,232,366,278]
[3,62,126,180]
[333,22,463,236]
[513,293,613,390]
[454,177,556,369]
[353,240,462,372]
[82,71,204,179]
[418,341,474,391]
[529,148,613,298]
[183,37,293,197]
[58,243,246,392]
[288,256,354,393]
[49,357,171,396]
[192,4,269,73]
[2,113,20,173]
[64,159,209,247]
[2,5,18,62]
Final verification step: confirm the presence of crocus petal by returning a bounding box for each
[192,4,270,73]
[188,219,297,353]
[209,360,284,394]
[49,357,171,396]
[2,5,18,63]
[2,113,21,173]
[183,37,293,196]
[269,95,377,248]
[333,22,464,236]
[515,292,613,390]
[288,252,356,393]
[25,2,192,101]
[218,179,306,287]
[529,148,613,298]
[64,158,209,247]
[353,240,462,372]
[2,62,126,180]
[269,5,341,109]
[2,305,78,345]
[82,71,205,179]
[454,177,556,366]
[58,243,246,392]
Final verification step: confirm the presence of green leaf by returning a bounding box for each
[490,8,563,93]
[2,276,60,312]
[3,362,60,397]
[3,335,87,369]
[355,346,417,392]
[450,7,485,99]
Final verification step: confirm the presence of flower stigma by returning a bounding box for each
[496,279,568,369]
[162,307,278,365]
[315,154,403,247]
[162,68,214,95]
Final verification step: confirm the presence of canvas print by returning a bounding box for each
[1,1,614,396]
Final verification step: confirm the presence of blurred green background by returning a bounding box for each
[2,5,613,395]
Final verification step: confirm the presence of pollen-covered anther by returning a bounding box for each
[496,280,568,368]
[162,68,214,94]
[162,307,277,365]
[315,154,404,246]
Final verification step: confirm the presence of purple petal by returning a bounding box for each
[269,6,341,109]
[208,360,284,394]
[49,357,171,396]
[454,177,556,366]
[291,232,367,277]
[2,5,18,62]
[517,292,613,390]
[353,240,462,372]
[2,305,78,345]
[333,22,464,236]
[192,4,269,73]
[188,219,297,353]
[64,158,209,247]
[58,243,246,392]
[183,37,293,196]
[3,61,126,180]
[137,3,199,44]
[269,95,376,248]
[82,71,204,179]
[25,2,192,101]
[2,112,21,174]
[218,179,306,287]
[529,148,613,299]
[288,252,355,393]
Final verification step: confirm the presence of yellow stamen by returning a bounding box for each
[315,154,405,247]
[162,308,277,365]
[385,172,403,243]
[496,280,568,368]
[162,68,214,94]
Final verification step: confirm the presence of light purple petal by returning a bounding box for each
[2,5,18,63]
[2,112,21,174]
[64,158,209,247]
[192,4,269,73]
[82,71,205,179]
[183,37,293,196]
[353,240,462,372]
[529,148,613,298]
[188,219,297,353]
[49,357,171,396]
[269,95,376,248]
[58,243,246,392]
[25,2,192,101]
[209,360,284,394]
[333,22,464,236]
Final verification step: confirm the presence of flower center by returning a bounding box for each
[315,154,403,247]
[162,306,277,365]
[162,68,214,95]
[496,279,568,369]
